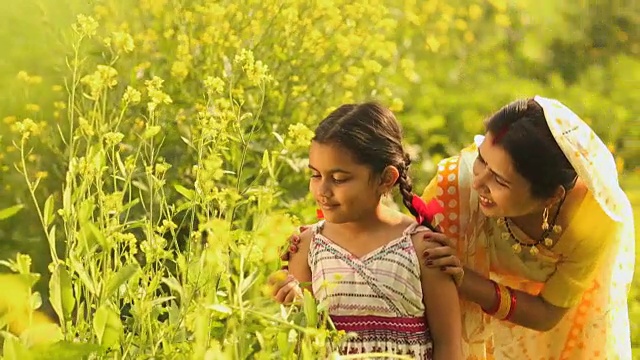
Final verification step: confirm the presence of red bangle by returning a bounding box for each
[483,280,501,315]
[505,287,517,320]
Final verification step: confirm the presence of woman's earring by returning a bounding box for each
[541,207,550,231]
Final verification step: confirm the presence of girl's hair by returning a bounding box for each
[313,102,437,231]
[485,98,577,199]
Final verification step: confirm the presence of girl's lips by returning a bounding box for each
[320,204,339,210]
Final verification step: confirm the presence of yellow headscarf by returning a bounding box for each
[534,95,631,223]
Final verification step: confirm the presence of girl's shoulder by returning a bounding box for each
[406,222,437,257]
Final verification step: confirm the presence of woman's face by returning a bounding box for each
[472,132,547,218]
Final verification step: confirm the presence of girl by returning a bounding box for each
[272,102,462,359]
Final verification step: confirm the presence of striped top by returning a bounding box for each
[308,220,433,359]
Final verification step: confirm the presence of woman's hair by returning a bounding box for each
[485,98,577,199]
[313,101,436,231]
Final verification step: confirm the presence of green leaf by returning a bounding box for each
[302,289,318,327]
[19,322,63,348]
[261,150,270,170]
[62,185,71,215]
[174,184,195,201]
[161,276,184,299]
[47,225,59,263]
[276,331,289,356]
[49,265,75,323]
[115,151,127,177]
[272,131,285,145]
[30,291,42,310]
[83,222,107,250]
[92,303,123,349]
[120,198,140,214]
[142,125,161,139]
[239,270,259,296]
[69,257,97,295]
[207,304,232,316]
[43,195,55,228]
[0,204,24,221]
[2,331,31,360]
[104,263,140,299]
[28,341,101,360]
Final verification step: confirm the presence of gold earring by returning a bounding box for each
[541,207,550,231]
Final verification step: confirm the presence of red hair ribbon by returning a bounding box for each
[411,195,443,226]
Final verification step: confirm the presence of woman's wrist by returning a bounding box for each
[480,280,517,321]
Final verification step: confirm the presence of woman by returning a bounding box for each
[272,96,635,359]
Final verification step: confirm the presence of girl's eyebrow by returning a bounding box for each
[307,164,351,174]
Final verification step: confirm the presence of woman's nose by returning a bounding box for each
[472,169,488,191]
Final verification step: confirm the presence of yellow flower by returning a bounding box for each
[145,76,172,112]
[341,74,358,89]
[234,49,273,85]
[495,14,511,28]
[489,0,508,12]
[15,118,41,139]
[426,35,441,52]
[104,132,125,147]
[25,104,40,112]
[16,71,30,82]
[80,65,118,99]
[93,5,109,19]
[122,86,142,104]
[468,4,483,20]
[112,31,135,53]
[27,76,43,85]
[204,76,225,95]
[72,14,99,38]
[455,19,468,31]
[78,117,94,137]
[390,98,405,112]
[464,31,475,44]
[171,61,190,80]
[362,59,382,74]
[616,156,625,173]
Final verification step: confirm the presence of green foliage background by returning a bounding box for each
[0,0,637,358]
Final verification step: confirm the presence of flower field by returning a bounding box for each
[0,0,638,359]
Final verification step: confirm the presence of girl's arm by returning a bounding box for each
[272,229,313,303]
[413,233,463,360]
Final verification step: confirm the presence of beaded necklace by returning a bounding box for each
[497,194,566,256]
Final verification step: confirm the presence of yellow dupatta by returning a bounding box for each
[421,96,635,359]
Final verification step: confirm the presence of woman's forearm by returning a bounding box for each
[457,267,497,310]
[458,267,567,331]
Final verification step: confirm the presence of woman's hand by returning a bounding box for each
[267,270,302,304]
[422,232,464,287]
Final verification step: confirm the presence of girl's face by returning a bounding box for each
[308,141,387,224]
[472,132,548,218]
